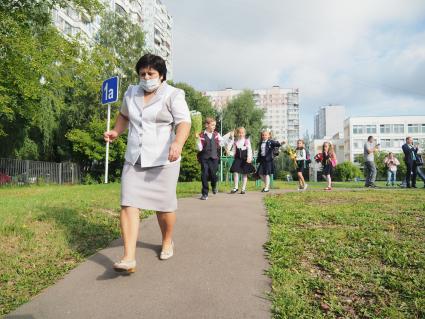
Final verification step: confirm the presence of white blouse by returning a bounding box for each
[296,149,306,161]
[260,141,267,156]
[232,138,253,160]
[120,82,191,167]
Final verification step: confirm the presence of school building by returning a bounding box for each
[344,116,425,162]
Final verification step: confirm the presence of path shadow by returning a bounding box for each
[35,205,161,280]
[93,241,162,281]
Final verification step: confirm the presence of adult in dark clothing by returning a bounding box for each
[402,136,419,188]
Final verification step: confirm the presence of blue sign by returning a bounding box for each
[101,76,119,105]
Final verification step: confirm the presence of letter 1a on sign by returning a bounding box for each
[104,83,114,100]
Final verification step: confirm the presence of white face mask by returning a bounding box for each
[139,77,161,92]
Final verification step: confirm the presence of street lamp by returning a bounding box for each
[219,106,223,182]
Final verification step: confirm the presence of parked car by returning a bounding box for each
[0,172,12,185]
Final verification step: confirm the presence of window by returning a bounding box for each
[393,124,404,134]
[353,139,363,149]
[422,124,425,133]
[392,139,404,148]
[380,139,391,148]
[380,124,391,134]
[366,125,376,134]
[408,124,420,133]
[353,125,364,134]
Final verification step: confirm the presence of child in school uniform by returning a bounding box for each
[196,117,232,200]
[256,129,284,192]
[229,127,255,194]
[295,139,308,190]
[315,141,337,191]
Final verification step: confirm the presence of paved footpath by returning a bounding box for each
[7,191,273,319]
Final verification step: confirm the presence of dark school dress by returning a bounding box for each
[321,152,333,176]
[230,141,256,174]
[257,140,281,175]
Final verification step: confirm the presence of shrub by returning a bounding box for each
[334,161,362,181]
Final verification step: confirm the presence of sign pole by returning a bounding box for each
[101,76,119,184]
[105,103,111,184]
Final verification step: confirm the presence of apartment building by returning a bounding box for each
[204,86,300,145]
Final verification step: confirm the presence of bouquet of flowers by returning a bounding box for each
[314,153,323,163]
[284,146,298,168]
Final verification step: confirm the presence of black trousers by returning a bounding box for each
[405,161,418,187]
[200,158,219,196]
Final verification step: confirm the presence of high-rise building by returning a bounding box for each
[203,86,300,145]
[52,0,173,78]
[141,0,173,79]
[314,104,345,139]
[344,116,425,162]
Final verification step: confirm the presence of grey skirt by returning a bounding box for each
[121,159,181,212]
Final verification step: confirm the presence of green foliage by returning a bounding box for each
[179,135,200,182]
[334,161,362,181]
[374,151,406,181]
[14,137,39,160]
[97,10,145,98]
[222,90,264,147]
[66,117,126,180]
[171,82,217,120]
[357,151,406,181]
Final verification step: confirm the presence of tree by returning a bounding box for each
[0,1,101,160]
[97,10,145,99]
[222,90,264,147]
[171,82,217,120]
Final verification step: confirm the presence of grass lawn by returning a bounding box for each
[0,182,201,316]
[1,181,423,316]
[265,189,425,318]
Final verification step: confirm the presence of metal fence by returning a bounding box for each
[0,158,81,186]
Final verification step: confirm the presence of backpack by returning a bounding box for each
[305,149,312,165]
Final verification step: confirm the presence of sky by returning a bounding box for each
[162,0,425,135]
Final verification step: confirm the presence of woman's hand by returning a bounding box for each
[104,130,119,143]
[247,158,252,164]
[169,141,183,162]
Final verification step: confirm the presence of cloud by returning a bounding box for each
[162,0,425,133]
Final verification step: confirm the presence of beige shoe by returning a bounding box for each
[160,241,174,260]
[113,259,136,273]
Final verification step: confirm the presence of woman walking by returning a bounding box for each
[103,54,191,273]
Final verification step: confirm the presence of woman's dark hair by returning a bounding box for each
[135,54,167,81]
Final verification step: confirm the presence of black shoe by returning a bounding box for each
[200,195,208,200]
[240,190,246,194]
[412,185,417,188]
[230,188,238,194]
[369,183,377,188]
[212,188,218,194]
